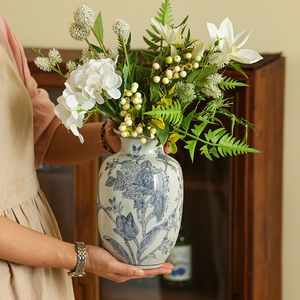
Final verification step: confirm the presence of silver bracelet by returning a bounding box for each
[68,242,86,277]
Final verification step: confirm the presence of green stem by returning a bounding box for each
[96,100,122,124]
[121,35,130,76]
[174,128,219,147]
[163,44,170,57]
[51,68,67,80]
[91,27,108,58]
[85,38,100,59]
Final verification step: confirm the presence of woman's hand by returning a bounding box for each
[104,119,121,153]
[85,245,173,283]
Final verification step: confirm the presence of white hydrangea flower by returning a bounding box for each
[73,5,95,27]
[69,22,90,41]
[54,95,86,143]
[112,19,129,36]
[85,58,122,100]
[54,58,122,142]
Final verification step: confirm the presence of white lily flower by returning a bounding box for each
[191,41,205,59]
[151,18,183,57]
[207,17,262,64]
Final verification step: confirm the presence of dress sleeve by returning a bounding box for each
[0,12,61,169]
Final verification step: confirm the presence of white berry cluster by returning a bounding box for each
[118,82,157,144]
[152,53,201,85]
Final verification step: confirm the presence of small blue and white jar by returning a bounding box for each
[97,131,183,269]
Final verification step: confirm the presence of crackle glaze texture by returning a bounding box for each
[97,134,183,269]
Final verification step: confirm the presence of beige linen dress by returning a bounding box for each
[0,16,75,300]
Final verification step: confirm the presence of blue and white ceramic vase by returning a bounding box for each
[97,131,183,269]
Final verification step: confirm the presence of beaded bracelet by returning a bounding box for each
[99,119,114,153]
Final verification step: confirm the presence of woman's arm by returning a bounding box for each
[0,216,172,282]
[43,119,170,166]
[43,119,121,166]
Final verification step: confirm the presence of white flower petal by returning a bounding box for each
[54,102,70,121]
[71,110,79,119]
[107,88,121,99]
[70,124,84,143]
[233,49,263,64]
[66,95,79,108]
[234,29,251,49]
[81,99,95,110]
[192,41,205,58]
[207,22,219,38]
[99,63,115,76]
[219,17,234,44]
[221,37,233,54]
[78,134,84,143]
[170,45,177,58]
[95,93,104,104]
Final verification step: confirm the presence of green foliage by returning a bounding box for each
[219,76,248,91]
[229,61,248,78]
[182,126,259,162]
[141,51,157,64]
[154,0,173,26]
[156,124,172,146]
[35,1,261,162]
[144,101,183,127]
[187,67,219,90]
[93,11,104,44]
[143,36,160,52]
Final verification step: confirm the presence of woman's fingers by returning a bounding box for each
[104,119,121,152]
[86,245,173,283]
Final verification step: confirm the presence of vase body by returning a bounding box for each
[97,133,183,269]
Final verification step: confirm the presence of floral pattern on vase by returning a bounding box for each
[97,133,183,269]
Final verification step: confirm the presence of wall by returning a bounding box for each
[1,0,299,299]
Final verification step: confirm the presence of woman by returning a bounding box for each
[0,12,172,300]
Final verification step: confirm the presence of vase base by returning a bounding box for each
[134,262,164,270]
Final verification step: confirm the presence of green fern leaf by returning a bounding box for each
[229,61,248,78]
[191,122,208,137]
[141,51,157,64]
[143,36,160,52]
[144,101,183,126]
[146,29,161,43]
[209,146,220,159]
[200,145,213,161]
[184,140,197,163]
[155,0,173,25]
[219,76,248,91]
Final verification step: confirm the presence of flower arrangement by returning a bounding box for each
[34,0,262,161]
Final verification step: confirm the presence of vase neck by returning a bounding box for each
[119,136,164,155]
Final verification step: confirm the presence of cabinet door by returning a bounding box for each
[26,49,284,300]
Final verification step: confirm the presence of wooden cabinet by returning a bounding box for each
[25,49,284,300]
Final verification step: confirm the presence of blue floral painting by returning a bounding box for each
[98,144,183,267]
